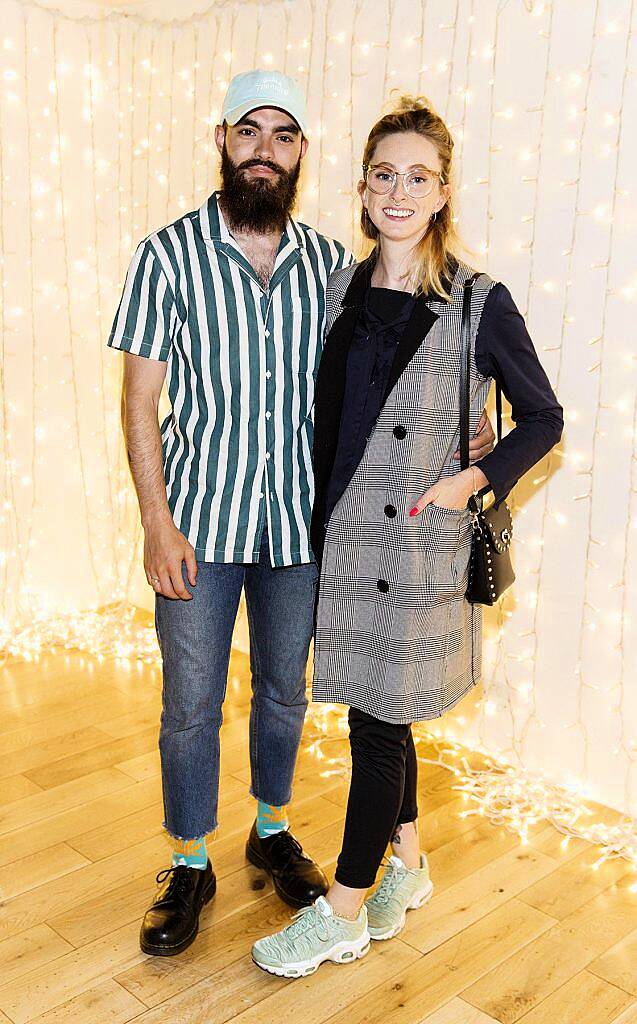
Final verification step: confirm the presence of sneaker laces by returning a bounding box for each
[273,902,332,957]
[371,858,405,905]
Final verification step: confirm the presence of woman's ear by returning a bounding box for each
[357,178,367,210]
[434,182,452,215]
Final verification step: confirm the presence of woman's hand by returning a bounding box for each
[410,467,490,516]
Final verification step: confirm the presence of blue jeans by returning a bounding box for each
[155,521,319,839]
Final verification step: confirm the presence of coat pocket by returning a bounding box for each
[418,503,472,605]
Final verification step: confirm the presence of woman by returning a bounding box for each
[252,96,563,978]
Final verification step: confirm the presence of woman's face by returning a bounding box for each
[358,131,451,244]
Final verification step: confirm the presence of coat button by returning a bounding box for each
[393,425,407,439]
[377,579,389,593]
[384,504,397,518]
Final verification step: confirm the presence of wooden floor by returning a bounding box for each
[1,648,636,1024]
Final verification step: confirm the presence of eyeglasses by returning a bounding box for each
[363,163,445,199]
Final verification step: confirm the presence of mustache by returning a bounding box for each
[237,158,285,175]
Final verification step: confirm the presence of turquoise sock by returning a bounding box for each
[256,801,289,838]
[171,836,208,870]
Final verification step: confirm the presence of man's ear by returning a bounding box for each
[300,136,309,160]
[214,123,226,157]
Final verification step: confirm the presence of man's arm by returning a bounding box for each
[122,352,197,601]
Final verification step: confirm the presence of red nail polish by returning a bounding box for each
[410,507,419,517]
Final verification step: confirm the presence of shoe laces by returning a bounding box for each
[270,829,305,867]
[155,864,194,900]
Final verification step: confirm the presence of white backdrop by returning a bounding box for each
[1,0,636,819]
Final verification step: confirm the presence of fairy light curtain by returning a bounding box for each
[1,0,636,821]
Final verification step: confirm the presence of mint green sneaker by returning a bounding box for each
[252,895,370,978]
[365,854,433,940]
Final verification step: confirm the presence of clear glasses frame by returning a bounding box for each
[362,162,446,199]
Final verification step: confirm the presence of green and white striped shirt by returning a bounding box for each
[108,192,354,566]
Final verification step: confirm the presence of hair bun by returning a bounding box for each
[387,91,438,117]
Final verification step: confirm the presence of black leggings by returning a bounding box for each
[335,707,419,889]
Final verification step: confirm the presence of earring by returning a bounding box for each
[430,210,437,222]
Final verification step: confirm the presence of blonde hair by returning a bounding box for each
[360,93,465,301]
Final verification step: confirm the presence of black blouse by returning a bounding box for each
[324,282,564,522]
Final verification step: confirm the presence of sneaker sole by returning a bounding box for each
[245,841,320,910]
[252,932,371,979]
[368,879,434,941]
[139,876,217,957]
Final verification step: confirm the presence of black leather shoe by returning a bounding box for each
[139,859,216,956]
[245,822,328,909]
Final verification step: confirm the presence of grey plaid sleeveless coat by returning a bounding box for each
[310,256,496,723]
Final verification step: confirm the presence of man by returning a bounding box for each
[108,69,495,957]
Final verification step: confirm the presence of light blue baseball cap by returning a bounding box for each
[221,70,309,137]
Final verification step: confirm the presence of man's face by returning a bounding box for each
[215,107,308,233]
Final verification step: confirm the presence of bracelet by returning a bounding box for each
[471,466,479,496]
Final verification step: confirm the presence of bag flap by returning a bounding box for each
[481,502,513,553]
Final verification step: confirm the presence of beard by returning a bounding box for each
[219,143,302,233]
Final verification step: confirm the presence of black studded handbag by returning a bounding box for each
[460,274,516,606]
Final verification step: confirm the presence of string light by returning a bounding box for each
[305,704,637,874]
[0,0,635,855]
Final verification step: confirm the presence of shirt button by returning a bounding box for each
[393,425,407,439]
[377,579,389,593]
[265,452,271,460]
[266,371,272,379]
[266,411,271,419]
[265,330,270,338]
[384,504,397,518]
[259,492,264,499]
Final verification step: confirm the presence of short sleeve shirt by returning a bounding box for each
[108,191,354,565]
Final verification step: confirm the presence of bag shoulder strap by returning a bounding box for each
[460,273,503,508]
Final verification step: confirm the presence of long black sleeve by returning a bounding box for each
[473,282,564,504]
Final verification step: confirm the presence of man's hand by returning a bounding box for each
[453,409,495,462]
[144,514,198,601]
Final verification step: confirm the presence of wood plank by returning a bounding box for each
[26,980,146,1024]
[0,922,144,1023]
[462,874,637,1022]
[0,773,43,805]
[0,925,73,989]
[2,842,91,900]
[518,844,633,920]
[0,684,152,734]
[511,970,633,1023]
[0,768,135,836]
[609,1004,637,1023]
[419,999,501,1023]
[588,927,637,997]
[311,900,553,1024]
[0,727,111,781]
[403,841,558,954]
[133,939,419,1024]
[0,778,161,869]
[0,694,156,754]
[25,728,159,791]
[0,834,172,943]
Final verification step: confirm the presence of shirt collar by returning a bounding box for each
[199,190,304,255]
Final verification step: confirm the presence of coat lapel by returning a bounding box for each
[311,253,447,562]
